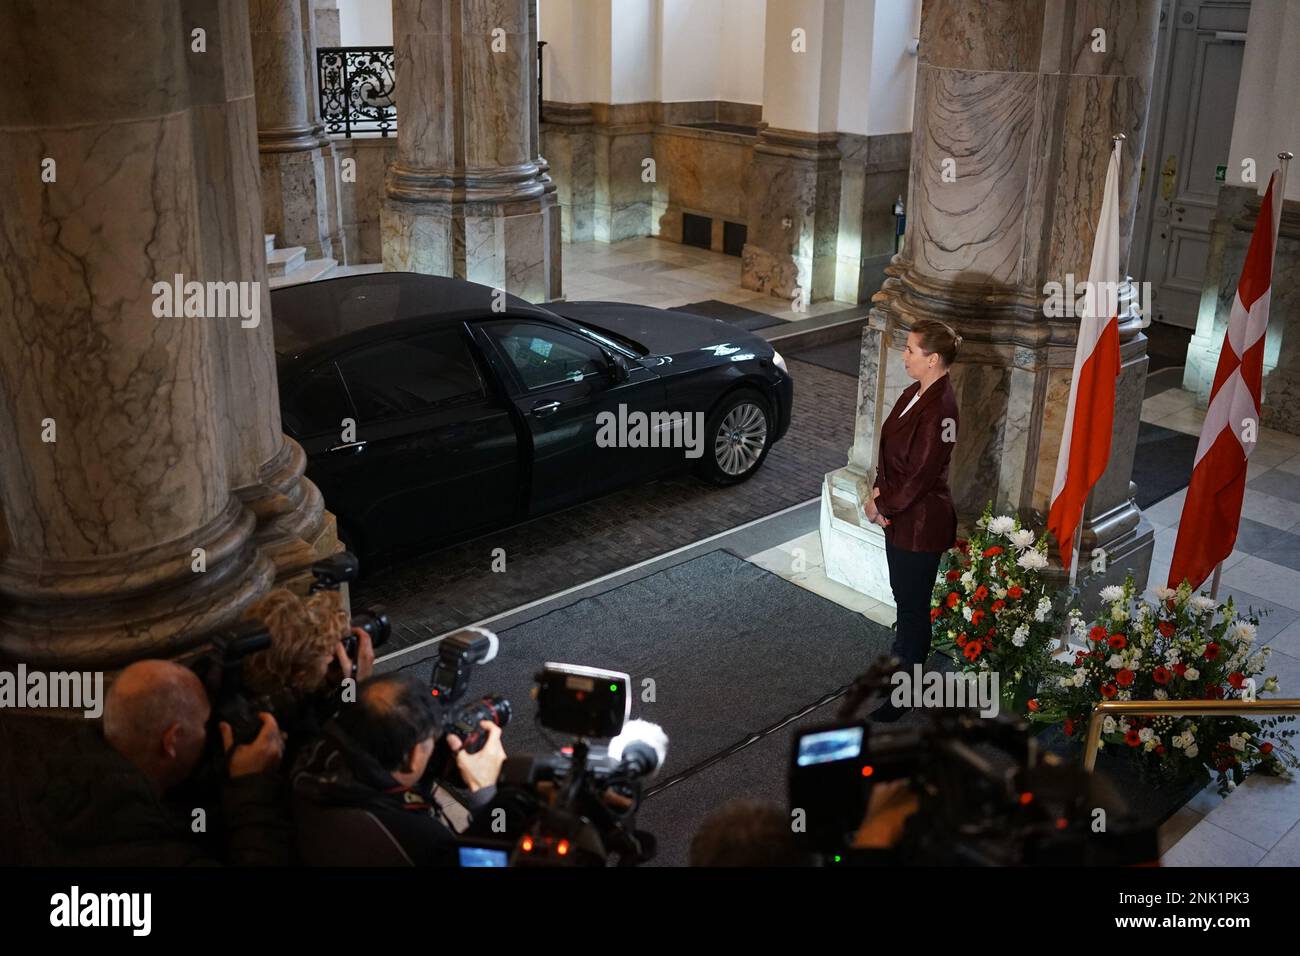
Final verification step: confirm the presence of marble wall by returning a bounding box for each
[0,0,334,669]
[1185,185,1300,436]
[822,0,1163,609]
[332,137,398,264]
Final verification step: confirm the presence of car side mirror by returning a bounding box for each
[608,352,631,384]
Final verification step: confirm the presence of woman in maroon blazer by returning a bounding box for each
[865,320,961,719]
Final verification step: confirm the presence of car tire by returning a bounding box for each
[696,388,774,486]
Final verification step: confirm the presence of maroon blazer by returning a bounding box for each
[872,375,959,553]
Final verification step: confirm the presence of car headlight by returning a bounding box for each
[772,350,788,374]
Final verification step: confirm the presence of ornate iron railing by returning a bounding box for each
[317,42,547,138]
[317,46,396,137]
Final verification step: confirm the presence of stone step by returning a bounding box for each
[269,257,337,290]
[266,245,306,277]
[264,233,275,256]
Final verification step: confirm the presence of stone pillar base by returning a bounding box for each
[381,197,559,303]
[259,145,340,260]
[819,467,895,608]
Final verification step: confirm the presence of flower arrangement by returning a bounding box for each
[929,504,1064,714]
[1030,578,1298,795]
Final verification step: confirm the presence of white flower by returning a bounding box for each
[1119,719,1131,734]
[1139,727,1154,743]
[993,585,1008,600]
[1185,743,1199,758]
[1034,596,1052,622]
[1172,734,1186,749]
[1154,689,1169,701]
[1154,587,1177,601]
[1184,666,1200,681]
[1107,654,1125,669]
[1230,621,1257,644]
[1073,670,1087,688]
[1100,585,1124,603]
[960,570,975,592]
[962,605,973,622]
[1248,654,1267,672]
[1057,676,1072,688]
[1229,734,1246,752]
[1102,716,1117,734]
[1012,624,1029,647]
[988,515,1016,535]
[1110,604,1128,622]
[1117,690,1132,701]
[1189,594,1217,613]
[1018,550,1049,572]
[1135,604,1150,621]
[1008,529,1035,550]
[1264,676,1280,693]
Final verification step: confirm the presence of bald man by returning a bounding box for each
[40,660,293,866]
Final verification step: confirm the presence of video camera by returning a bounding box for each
[789,656,1157,865]
[195,551,391,745]
[466,663,667,867]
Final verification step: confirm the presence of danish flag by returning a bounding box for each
[1048,138,1123,572]
[1168,173,1280,590]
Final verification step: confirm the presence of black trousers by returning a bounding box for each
[884,538,944,670]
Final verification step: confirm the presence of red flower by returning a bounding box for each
[946,569,961,582]
[946,591,960,609]
[1115,669,1135,687]
[1007,586,1023,599]
[1063,719,1074,737]
[970,609,985,626]
[982,546,1003,558]
[1156,745,1166,755]
[1204,643,1220,660]
[1173,662,1188,677]
[956,539,970,553]
[930,607,942,623]
[973,585,989,602]
[955,631,969,646]
[1108,634,1127,650]
[1152,666,1171,685]
[991,599,1006,613]
[1228,672,1246,690]
[963,641,982,661]
[1205,684,1225,700]
[1158,621,1175,638]
[1261,742,1275,755]
[1027,698,1040,712]
[1089,626,1108,644]
[1100,683,1118,699]
[1165,599,1177,613]
[1124,730,1142,747]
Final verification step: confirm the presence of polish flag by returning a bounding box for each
[1047,139,1124,572]
[1167,173,1279,591]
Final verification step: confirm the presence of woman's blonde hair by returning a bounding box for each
[240,588,350,695]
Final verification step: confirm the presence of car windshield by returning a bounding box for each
[571,320,648,357]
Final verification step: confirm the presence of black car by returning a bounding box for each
[271,273,794,560]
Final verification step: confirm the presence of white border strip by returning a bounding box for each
[376,495,820,665]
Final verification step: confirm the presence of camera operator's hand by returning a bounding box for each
[447,721,506,793]
[334,628,375,683]
[851,779,918,849]
[220,713,286,778]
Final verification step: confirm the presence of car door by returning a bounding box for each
[473,318,666,516]
[287,327,522,552]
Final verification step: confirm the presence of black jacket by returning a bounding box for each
[37,728,293,866]
[292,724,493,866]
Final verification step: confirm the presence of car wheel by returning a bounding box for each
[697,389,773,486]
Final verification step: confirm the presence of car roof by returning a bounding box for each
[269,272,557,353]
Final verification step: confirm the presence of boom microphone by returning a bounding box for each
[608,719,669,780]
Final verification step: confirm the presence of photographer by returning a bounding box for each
[292,673,506,865]
[240,587,375,767]
[38,660,292,866]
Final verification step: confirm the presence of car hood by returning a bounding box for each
[549,300,774,363]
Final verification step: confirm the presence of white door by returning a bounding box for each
[1131,0,1250,329]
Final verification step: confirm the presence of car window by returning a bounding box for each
[336,329,484,424]
[284,362,353,437]
[484,322,606,391]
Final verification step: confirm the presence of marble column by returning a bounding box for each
[0,0,274,669]
[382,0,560,302]
[821,0,1162,612]
[186,0,338,594]
[250,0,344,263]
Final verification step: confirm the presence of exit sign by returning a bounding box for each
[1215,164,1227,183]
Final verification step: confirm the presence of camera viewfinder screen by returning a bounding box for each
[796,727,864,767]
[458,846,509,867]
